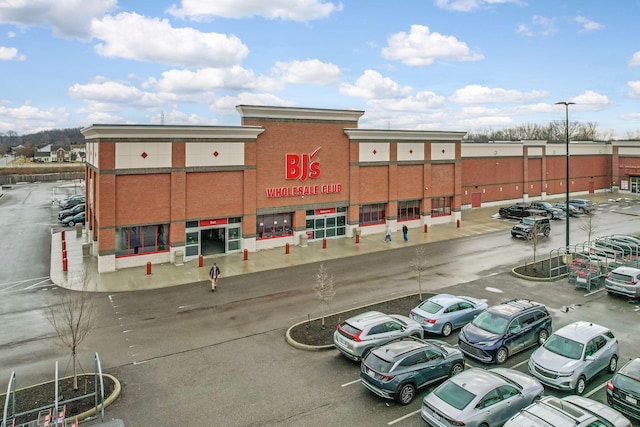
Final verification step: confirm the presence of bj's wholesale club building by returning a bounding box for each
[81,105,640,273]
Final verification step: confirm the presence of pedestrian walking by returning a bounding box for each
[384,226,392,243]
[402,224,408,242]
[209,262,221,291]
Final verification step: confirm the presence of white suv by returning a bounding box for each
[528,321,619,395]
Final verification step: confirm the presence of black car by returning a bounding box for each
[61,196,85,210]
[360,337,465,405]
[62,211,85,226]
[58,203,85,221]
[458,299,552,364]
[529,201,565,219]
[607,357,640,420]
[499,204,534,219]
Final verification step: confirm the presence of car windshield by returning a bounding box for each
[538,202,552,208]
[363,352,394,374]
[471,311,508,335]
[434,380,476,410]
[417,300,443,314]
[521,218,535,225]
[542,334,584,360]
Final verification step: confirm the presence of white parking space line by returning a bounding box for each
[510,359,529,370]
[585,288,605,297]
[388,409,420,425]
[341,378,361,387]
[585,380,609,398]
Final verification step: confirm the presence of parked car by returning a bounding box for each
[458,298,552,364]
[605,266,640,299]
[61,211,85,227]
[504,395,632,427]
[58,203,85,221]
[528,321,619,395]
[568,199,593,213]
[552,202,579,217]
[421,367,544,427]
[529,201,565,219]
[333,311,424,361]
[607,357,640,421]
[499,204,536,219]
[511,216,550,240]
[58,193,85,207]
[61,196,85,210]
[360,337,464,405]
[409,294,488,337]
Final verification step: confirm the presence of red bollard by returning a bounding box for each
[62,257,68,272]
[243,249,248,261]
[323,238,327,249]
[62,240,66,252]
[285,243,290,254]
[355,233,360,244]
[198,254,204,268]
[424,224,428,233]
[146,261,152,275]
[62,249,67,261]
[61,230,65,240]
[456,219,461,228]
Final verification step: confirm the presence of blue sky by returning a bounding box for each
[1,0,640,139]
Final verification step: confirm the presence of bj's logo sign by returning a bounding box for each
[285,147,321,181]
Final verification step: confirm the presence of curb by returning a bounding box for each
[75,373,121,423]
[285,321,335,351]
[511,265,567,282]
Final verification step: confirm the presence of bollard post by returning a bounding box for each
[355,233,360,244]
[243,249,248,261]
[456,219,461,228]
[146,261,152,275]
[198,254,204,268]
[285,243,290,254]
[62,240,66,252]
[424,224,428,233]
[61,230,65,240]
[62,249,67,261]
[62,257,68,272]
[323,238,327,249]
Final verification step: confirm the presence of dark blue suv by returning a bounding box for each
[458,299,552,364]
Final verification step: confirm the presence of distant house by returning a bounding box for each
[36,144,69,162]
[70,143,86,162]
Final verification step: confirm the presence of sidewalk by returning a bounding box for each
[50,194,617,293]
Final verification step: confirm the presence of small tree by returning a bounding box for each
[579,210,599,243]
[409,246,428,300]
[45,268,96,390]
[311,264,335,328]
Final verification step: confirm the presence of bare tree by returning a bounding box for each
[409,246,428,300]
[579,210,599,243]
[311,264,336,328]
[528,221,547,265]
[45,268,96,390]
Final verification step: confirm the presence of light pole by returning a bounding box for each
[555,101,575,250]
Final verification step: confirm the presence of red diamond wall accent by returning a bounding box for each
[373,149,377,155]
[141,152,148,159]
[409,149,413,154]
[442,149,445,154]
[213,151,219,157]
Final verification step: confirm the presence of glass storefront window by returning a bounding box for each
[398,200,421,221]
[431,197,453,217]
[257,212,294,240]
[360,204,386,226]
[116,224,169,257]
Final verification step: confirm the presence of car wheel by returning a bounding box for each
[609,356,618,373]
[526,232,533,240]
[449,362,464,377]
[398,383,416,405]
[544,228,550,237]
[495,347,508,364]
[575,376,587,395]
[537,329,549,345]
[69,220,75,226]
[442,322,453,337]
[479,423,489,427]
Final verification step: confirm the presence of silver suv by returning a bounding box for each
[605,266,640,299]
[333,311,424,361]
[504,395,631,427]
[528,321,619,394]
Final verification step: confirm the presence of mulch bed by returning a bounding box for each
[0,374,116,426]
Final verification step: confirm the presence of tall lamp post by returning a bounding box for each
[555,101,575,250]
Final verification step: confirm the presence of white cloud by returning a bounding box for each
[382,25,483,67]
[573,16,603,32]
[146,66,284,94]
[517,15,557,37]
[434,0,524,12]
[367,91,446,112]
[0,103,69,133]
[0,0,116,39]
[450,85,548,104]
[211,92,291,113]
[167,0,342,22]
[629,52,640,67]
[628,81,640,99]
[570,90,611,109]
[339,70,413,99]
[91,12,249,68]
[0,46,25,61]
[148,109,220,126]
[68,80,165,110]
[271,59,341,85]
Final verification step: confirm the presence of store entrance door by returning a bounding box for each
[201,227,225,256]
[305,207,346,240]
